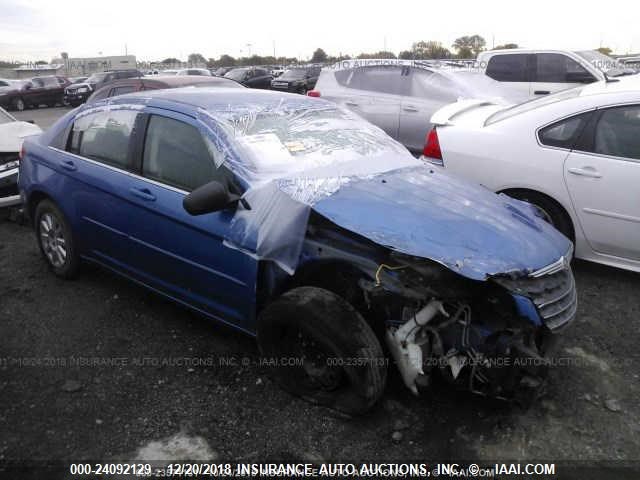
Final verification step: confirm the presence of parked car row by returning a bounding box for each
[4,50,638,416]
[64,69,143,106]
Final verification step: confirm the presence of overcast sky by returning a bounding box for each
[1,0,639,62]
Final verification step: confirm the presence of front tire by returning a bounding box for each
[257,286,387,414]
[35,200,79,278]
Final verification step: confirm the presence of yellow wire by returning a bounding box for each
[374,263,407,286]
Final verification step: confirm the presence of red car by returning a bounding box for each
[87,75,244,104]
[0,76,70,111]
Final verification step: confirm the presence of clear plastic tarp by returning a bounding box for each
[197,98,421,274]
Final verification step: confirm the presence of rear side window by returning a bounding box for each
[335,66,405,95]
[68,109,138,169]
[538,112,592,149]
[486,54,530,82]
[534,53,593,83]
[592,105,640,160]
[142,115,217,191]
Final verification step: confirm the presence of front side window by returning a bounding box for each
[593,105,640,160]
[68,109,138,169]
[31,78,44,88]
[535,53,594,83]
[142,115,217,191]
[408,69,457,101]
[486,54,530,82]
[539,112,592,149]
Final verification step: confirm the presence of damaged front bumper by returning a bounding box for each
[370,253,577,403]
[0,156,20,208]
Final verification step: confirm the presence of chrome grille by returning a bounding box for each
[495,266,577,330]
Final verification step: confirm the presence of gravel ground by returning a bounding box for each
[3,106,640,476]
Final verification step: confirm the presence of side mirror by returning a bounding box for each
[24,84,32,90]
[183,181,240,215]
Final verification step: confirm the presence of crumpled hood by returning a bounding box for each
[0,121,42,152]
[312,166,571,281]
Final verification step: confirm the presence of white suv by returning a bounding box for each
[477,49,618,100]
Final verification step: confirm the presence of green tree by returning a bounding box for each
[452,35,486,58]
[597,47,613,56]
[413,41,451,59]
[162,58,181,64]
[493,43,519,50]
[218,54,236,67]
[187,53,207,65]
[311,48,327,63]
[356,51,397,59]
[34,60,48,65]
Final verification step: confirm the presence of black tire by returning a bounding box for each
[257,286,386,414]
[506,190,574,241]
[34,199,79,278]
[12,97,25,111]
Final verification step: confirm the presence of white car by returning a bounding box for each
[424,77,640,273]
[0,107,42,208]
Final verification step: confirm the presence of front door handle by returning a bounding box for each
[403,105,419,113]
[129,187,156,201]
[534,90,551,95]
[60,160,76,171]
[568,167,602,178]
[344,101,359,107]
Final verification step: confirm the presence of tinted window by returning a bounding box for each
[335,66,404,95]
[593,106,640,160]
[42,77,59,87]
[539,112,591,149]
[68,109,138,168]
[31,78,44,87]
[110,85,136,97]
[535,53,593,83]
[486,54,530,82]
[142,116,217,191]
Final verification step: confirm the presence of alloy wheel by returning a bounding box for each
[39,213,67,268]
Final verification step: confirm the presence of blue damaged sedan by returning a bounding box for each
[18,88,576,413]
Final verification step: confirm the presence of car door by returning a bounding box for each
[26,78,46,106]
[485,53,532,100]
[564,104,640,260]
[124,108,258,328]
[336,66,405,141]
[56,107,141,269]
[399,68,458,154]
[531,53,597,97]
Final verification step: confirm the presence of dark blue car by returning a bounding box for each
[19,88,576,413]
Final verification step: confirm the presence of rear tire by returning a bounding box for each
[257,286,387,414]
[506,190,574,241]
[12,97,25,111]
[34,200,79,279]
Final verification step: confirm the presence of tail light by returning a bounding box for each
[422,127,443,166]
[307,90,321,97]
[19,145,25,160]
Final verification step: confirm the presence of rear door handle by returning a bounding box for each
[534,90,551,95]
[129,187,156,201]
[60,160,76,171]
[403,105,419,113]
[568,167,602,178]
